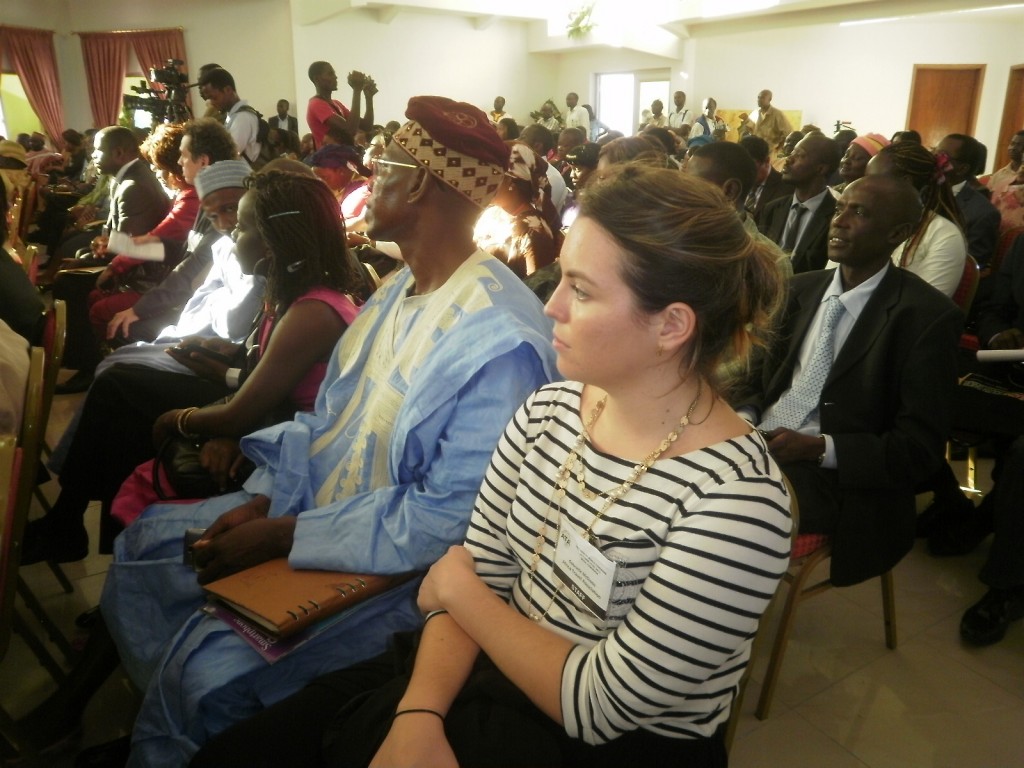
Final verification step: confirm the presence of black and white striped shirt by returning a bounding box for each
[464,382,792,744]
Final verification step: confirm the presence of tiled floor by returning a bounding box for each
[3,390,1022,766]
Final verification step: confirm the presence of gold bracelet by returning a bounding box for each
[177,407,200,439]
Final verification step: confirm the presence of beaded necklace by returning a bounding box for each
[525,382,703,622]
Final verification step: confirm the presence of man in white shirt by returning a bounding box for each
[563,91,590,135]
[199,68,262,165]
[668,90,692,132]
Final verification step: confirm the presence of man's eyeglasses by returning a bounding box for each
[370,157,420,175]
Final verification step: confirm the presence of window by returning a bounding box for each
[595,69,671,136]
[0,74,44,138]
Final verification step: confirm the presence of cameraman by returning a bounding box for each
[198,68,261,165]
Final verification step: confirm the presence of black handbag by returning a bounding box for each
[153,437,250,500]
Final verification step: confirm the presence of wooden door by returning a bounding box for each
[906,65,985,149]
[994,65,1024,172]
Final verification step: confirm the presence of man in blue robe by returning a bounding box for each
[34,97,557,768]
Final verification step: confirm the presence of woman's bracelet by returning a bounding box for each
[423,609,449,624]
[392,708,444,723]
[176,407,200,439]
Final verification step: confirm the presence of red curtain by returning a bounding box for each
[129,29,190,110]
[129,29,186,77]
[0,26,67,150]
[77,28,189,129]
[79,33,130,128]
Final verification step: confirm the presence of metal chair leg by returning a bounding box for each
[881,571,898,649]
[11,610,67,684]
[46,561,75,595]
[755,547,831,720]
[16,577,76,662]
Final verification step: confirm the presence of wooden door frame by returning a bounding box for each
[994,64,1024,171]
[906,64,985,140]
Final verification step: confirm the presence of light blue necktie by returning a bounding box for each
[760,295,845,431]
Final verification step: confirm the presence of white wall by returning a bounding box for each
[287,7,553,127]
[3,0,1022,168]
[683,14,1023,167]
[552,47,679,109]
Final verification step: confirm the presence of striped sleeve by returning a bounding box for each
[560,462,791,744]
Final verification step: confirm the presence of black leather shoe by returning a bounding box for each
[917,491,974,538]
[55,369,95,395]
[20,517,89,565]
[960,587,1024,646]
[927,495,993,556]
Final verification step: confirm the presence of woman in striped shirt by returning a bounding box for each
[192,165,793,768]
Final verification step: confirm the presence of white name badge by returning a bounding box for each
[552,519,616,620]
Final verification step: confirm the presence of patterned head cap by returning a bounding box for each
[850,133,891,158]
[392,96,510,209]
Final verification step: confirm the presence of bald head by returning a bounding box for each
[802,134,840,173]
[829,175,922,281]
[782,133,839,191]
[850,175,922,229]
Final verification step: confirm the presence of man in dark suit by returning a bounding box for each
[271,99,299,135]
[740,134,793,228]
[759,132,839,273]
[53,126,170,392]
[938,134,1001,269]
[738,176,962,586]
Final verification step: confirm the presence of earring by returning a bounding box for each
[656,343,664,357]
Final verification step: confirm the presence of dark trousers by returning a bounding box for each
[52,269,103,371]
[777,460,841,534]
[53,363,229,551]
[980,436,1024,589]
[191,639,727,768]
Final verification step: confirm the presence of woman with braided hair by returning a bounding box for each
[864,140,967,297]
[21,168,371,563]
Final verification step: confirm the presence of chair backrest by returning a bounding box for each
[22,244,40,286]
[15,178,39,244]
[992,227,1024,276]
[15,348,46,518]
[0,435,23,662]
[1,349,44,661]
[951,254,980,314]
[38,300,67,434]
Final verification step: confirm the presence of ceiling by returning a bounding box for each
[294,0,1024,39]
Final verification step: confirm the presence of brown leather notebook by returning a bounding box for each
[203,558,411,638]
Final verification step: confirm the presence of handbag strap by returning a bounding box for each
[153,437,175,500]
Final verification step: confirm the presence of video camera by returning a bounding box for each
[122,58,192,125]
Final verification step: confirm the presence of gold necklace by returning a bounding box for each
[525,382,703,622]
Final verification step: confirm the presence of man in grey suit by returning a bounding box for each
[759,133,839,273]
[54,126,171,392]
[738,176,962,586]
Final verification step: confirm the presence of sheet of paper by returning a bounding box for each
[108,230,165,262]
[976,350,1024,363]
